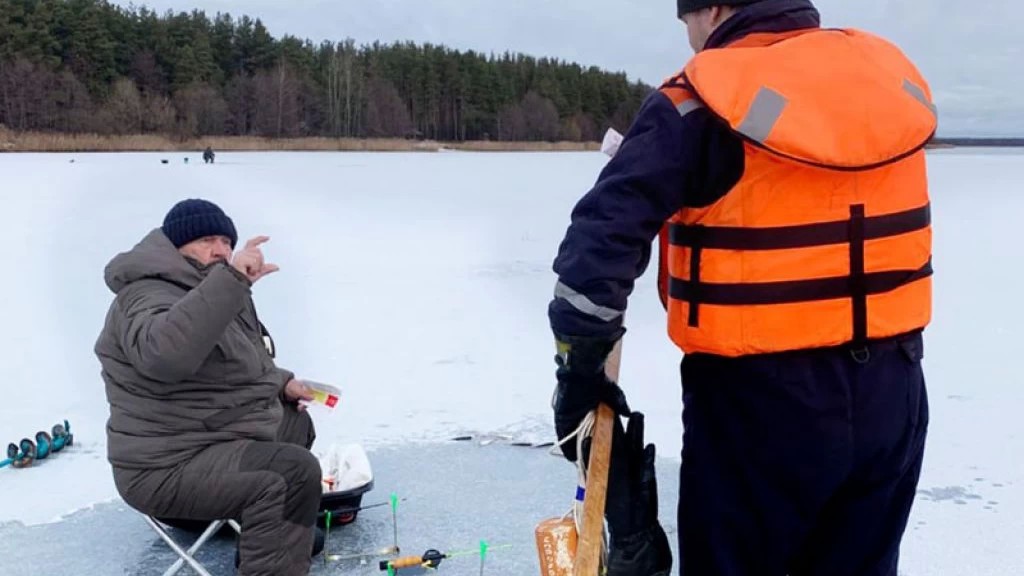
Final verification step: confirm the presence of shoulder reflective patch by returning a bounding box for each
[903,79,938,117]
[737,87,788,143]
[554,281,624,322]
[676,98,704,117]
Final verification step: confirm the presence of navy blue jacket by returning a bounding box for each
[548,0,821,339]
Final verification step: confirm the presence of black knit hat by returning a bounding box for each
[677,0,763,17]
[162,198,238,249]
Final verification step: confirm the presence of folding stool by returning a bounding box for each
[143,515,242,576]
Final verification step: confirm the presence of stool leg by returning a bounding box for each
[143,516,217,576]
[164,520,226,576]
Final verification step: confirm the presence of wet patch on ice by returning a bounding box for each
[917,485,984,505]
[449,416,557,448]
[472,260,548,279]
[917,473,1012,512]
[433,354,477,366]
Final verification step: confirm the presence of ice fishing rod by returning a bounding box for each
[323,492,404,565]
[316,495,409,525]
[319,491,513,574]
[378,542,513,575]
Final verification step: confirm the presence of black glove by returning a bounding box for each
[551,331,631,462]
[605,412,673,576]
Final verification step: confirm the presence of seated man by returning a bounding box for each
[95,198,322,576]
[203,146,215,163]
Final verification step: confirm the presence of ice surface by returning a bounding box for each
[0,442,598,576]
[0,148,1021,574]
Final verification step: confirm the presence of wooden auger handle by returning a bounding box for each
[572,340,622,576]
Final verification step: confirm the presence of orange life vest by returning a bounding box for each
[656,28,936,357]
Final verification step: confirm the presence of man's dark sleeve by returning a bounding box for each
[548,89,744,338]
[118,264,251,383]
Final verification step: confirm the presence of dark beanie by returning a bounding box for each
[678,0,763,17]
[161,198,238,249]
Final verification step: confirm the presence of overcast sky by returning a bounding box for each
[111,0,1022,136]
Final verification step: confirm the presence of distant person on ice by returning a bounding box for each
[548,0,935,575]
[203,146,215,163]
[95,198,323,576]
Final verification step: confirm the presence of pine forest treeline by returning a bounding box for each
[0,0,653,142]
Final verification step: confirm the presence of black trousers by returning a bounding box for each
[677,332,929,576]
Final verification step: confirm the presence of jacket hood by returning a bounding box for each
[104,228,209,293]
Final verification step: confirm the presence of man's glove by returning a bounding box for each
[605,412,672,576]
[551,331,630,462]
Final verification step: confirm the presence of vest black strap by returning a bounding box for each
[669,204,930,251]
[668,203,931,338]
[849,204,867,344]
[668,259,932,306]
[660,72,690,90]
[688,226,703,327]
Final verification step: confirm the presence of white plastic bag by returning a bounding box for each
[317,443,373,493]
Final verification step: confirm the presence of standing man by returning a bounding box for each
[549,1,936,574]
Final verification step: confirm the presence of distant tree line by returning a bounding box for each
[0,0,652,141]
[930,137,1024,147]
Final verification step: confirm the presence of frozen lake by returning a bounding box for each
[0,148,1020,575]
